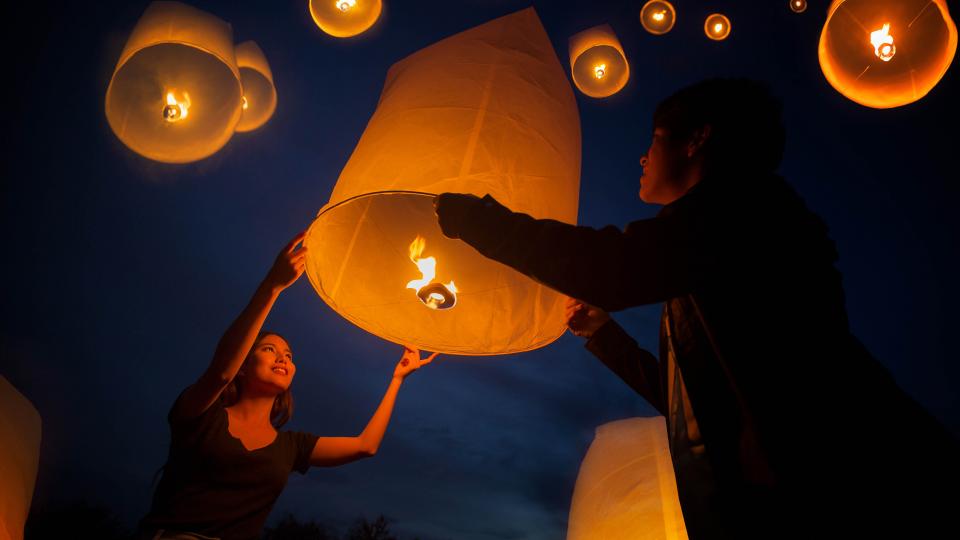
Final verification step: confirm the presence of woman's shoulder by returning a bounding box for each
[168,386,225,429]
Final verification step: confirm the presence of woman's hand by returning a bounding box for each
[394,346,439,380]
[565,297,611,338]
[265,231,308,292]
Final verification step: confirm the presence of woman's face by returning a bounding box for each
[244,334,296,394]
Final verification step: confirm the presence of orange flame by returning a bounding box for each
[871,23,896,62]
[406,236,457,309]
[163,90,191,122]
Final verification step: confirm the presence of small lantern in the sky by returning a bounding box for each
[790,0,808,14]
[704,13,732,41]
[640,0,676,35]
[569,24,630,98]
[105,1,243,163]
[304,8,580,355]
[235,41,277,133]
[309,0,382,38]
[819,0,957,109]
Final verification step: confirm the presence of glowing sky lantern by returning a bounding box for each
[819,0,958,109]
[309,0,382,38]
[640,0,677,35]
[105,1,242,163]
[0,376,41,540]
[304,8,580,355]
[235,41,277,133]
[569,24,630,98]
[790,0,808,14]
[704,13,732,41]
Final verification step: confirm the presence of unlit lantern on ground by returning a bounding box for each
[105,1,243,163]
[304,8,581,355]
[235,41,277,133]
[819,0,957,109]
[569,24,630,98]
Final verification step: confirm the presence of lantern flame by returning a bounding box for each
[163,91,190,123]
[406,236,458,310]
[714,23,724,34]
[337,0,357,12]
[594,64,606,79]
[241,96,249,110]
[652,11,666,22]
[871,24,896,61]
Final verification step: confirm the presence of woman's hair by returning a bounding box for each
[220,331,295,428]
[653,78,785,176]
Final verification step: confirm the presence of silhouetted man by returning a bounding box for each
[435,79,957,538]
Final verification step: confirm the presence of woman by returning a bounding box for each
[138,232,437,540]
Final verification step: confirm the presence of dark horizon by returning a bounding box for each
[5,1,959,538]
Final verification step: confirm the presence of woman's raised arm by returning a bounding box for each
[175,231,308,419]
[309,346,438,467]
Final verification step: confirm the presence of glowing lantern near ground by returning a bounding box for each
[790,0,808,14]
[234,41,277,133]
[568,417,688,540]
[569,25,630,98]
[309,0,382,38]
[304,8,580,355]
[819,0,958,109]
[640,0,677,35]
[105,1,242,163]
[0,376,42,540]
[704,13,731,41]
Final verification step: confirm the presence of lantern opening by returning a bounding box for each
[163,91,190,123]
[791,0,808,13]
[338,0,356,12]
[406,235,458,310]
[871,24,897,61]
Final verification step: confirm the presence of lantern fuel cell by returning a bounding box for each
[304,8,581,356]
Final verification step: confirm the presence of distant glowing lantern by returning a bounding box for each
[304,8,580,355]
[819,0,958,108]
[640,0,676,35]
[568,417,688,540]
[0,376,42,540]
[569,24,630,98]
[790,0,808,14]
[704,13,731,41]
[105,1,243,163]
[309,0,382,38]
[235,41,277,133]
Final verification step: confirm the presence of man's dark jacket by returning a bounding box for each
[437,174,957,537]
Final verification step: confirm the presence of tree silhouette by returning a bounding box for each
[263,512,337,540]
[25,500,129,540]
[345,515,396,540]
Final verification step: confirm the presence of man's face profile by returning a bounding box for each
[639,127,688,205]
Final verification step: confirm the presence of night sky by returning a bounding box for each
[4,1,959,539]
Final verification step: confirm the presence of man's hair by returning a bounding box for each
[653,78,785,175]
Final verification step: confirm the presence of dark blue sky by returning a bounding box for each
[4,1,959,538]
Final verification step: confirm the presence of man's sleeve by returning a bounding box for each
[451,195,715,311]
[585,320,666,416]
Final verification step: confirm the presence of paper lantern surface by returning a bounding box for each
[235,41,277,133]
[569,25,630,98]
[309,0,382,38]
[640,1,677,35]
[0,376,42,540]
[305,8,580,355]
[704,13,731,41]
[568,417,688,540]
[819,0,957,109]
[105,1,242,163]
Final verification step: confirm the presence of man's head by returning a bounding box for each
[639,78,785,204]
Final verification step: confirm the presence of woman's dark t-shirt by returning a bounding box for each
[140,392,319,540]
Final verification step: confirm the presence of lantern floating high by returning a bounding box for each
[105,1,243,163]
[235,41,277,133]
[569,24,630,98]
[818,0,957,109]
[304,8,581,355]
[790,0,808,14]
[704,13,732,41]
[640,0,677,35]
[309,0,382,38]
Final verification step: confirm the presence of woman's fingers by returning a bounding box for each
[286,231,308,253]
[422,352,440,365]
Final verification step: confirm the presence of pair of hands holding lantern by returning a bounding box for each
[565,297,611,339]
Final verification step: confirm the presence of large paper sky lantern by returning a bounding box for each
[235,41,277,133]
[819,0,958,109]
[304,8,581,355]
[704,13,732,41]
[568,417,688,540]
[569,24,630,98]
[0,377,41,540]
[309,0,382,38]
[640,0,677,35]
[105,1,243,163]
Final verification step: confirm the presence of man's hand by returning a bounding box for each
[565,297,611,339]
[434,193,483,239]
